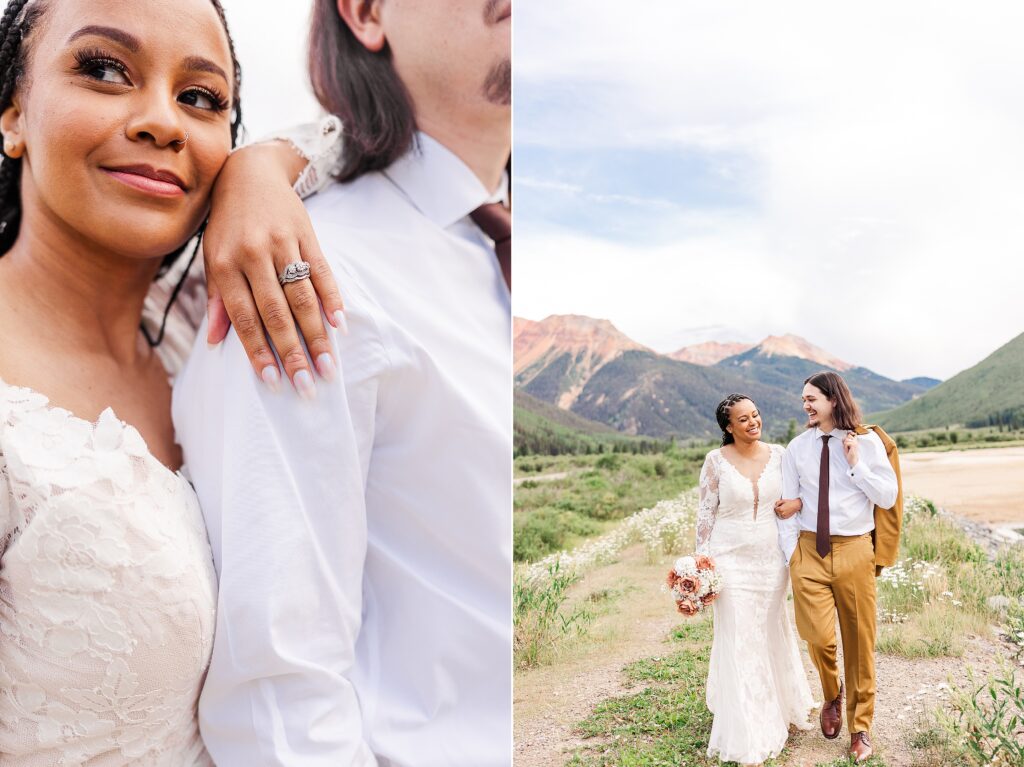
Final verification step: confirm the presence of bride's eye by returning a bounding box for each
[73,51,131,85]
[179,87,228,112]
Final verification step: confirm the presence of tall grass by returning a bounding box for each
[939,666,1024,766]
[514,561,593,668]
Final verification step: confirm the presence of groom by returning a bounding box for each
[174,1,511,765]
[776,371,898,763]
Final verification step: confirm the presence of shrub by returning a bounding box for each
[514,508,601,562]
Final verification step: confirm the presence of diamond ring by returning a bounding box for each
[278,261,312,286]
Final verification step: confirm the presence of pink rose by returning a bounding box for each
[676,598,698,616]
[694,554,714,571]
[678,575,701,595]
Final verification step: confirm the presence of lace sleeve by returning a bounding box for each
[696,452,720,555]
[263,115,344,199]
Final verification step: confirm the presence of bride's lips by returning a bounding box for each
[102,165,188,197]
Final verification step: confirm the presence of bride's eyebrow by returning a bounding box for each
[183,55,228,84]
[67,25,140,52]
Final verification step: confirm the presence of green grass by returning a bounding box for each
[514,449,705,562]
[565,619,731,767]
[875,506,1024,660]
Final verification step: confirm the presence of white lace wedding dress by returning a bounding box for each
[696,444,816,764]
[0,380,218,766]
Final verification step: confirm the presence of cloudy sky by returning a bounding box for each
[219,2,322,139]
[513,1,1024,381]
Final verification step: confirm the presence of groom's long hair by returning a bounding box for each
[805,371,863,430]
[308,0,416,183]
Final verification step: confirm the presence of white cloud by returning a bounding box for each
[513,0,1024,380]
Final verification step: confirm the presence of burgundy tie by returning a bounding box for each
[817,435,832,558]
[470,203,511,292]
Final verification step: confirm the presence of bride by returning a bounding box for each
[696,394,816,766]
[0,0,343,762]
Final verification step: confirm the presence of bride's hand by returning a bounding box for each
[774,498,802,519]
[204,142,347,396]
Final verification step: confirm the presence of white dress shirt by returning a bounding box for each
[172,132,512,767]
[778,427,898,562]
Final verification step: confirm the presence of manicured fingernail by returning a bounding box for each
[294,369,316,400]
[261,366,282,393]
[316,353,337,382]
[333,310,349,335]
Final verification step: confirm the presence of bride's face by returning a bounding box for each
[1,0,234,260]
[727,399,762,443]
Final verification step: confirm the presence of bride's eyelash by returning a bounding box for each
[187,85,230,113]
[72,47,128,78]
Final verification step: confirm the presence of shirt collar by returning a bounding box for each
[813,426,848,440]
[383,131,506,229]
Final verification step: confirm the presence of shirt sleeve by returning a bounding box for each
[172,282,386,766]
[695,453,720,556]
[847,431,899,509]
[781,440,801,500]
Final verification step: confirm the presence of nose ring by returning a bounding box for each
[173,132,190,147]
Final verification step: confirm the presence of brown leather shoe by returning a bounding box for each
[849,731,873,762]
[819,681,844,740]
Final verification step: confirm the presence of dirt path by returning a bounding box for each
[902,447,1024,525]
[514,549,682,767]
[514,544,1012,767]
[514,471,571,486]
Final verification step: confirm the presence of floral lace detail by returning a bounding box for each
[696,452,721,556]
[0,380,216,766]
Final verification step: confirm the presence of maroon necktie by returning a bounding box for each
[470,203,511,292]
[817,435,832,558]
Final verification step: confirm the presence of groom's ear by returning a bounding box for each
[337,0,386,53]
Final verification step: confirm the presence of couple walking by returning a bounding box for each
[0,0,510,765]
[697,371,901,765]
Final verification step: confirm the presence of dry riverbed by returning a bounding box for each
[901,446,1024,526]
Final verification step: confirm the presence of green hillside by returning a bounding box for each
[514,389,670,456]
[873,332,1024,432]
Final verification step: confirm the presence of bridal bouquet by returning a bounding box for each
[666,554,722,616]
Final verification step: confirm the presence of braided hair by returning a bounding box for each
[0,0,244,345]
[715,393,753,447]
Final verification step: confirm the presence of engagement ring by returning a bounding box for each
[278,261,311,285]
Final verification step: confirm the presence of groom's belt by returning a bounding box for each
[799,531,873,543]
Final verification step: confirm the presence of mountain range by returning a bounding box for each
[515,315,942,439]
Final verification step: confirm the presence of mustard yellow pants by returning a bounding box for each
[790,531,876,734]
